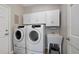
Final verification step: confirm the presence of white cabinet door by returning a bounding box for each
[31,12,46,24]
[67,5,79,54]
[46,10,60,26]
[23,10,60,26]
[0,5,11,54]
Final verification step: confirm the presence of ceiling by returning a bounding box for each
[22,4,36,7]
[21,4,62,8]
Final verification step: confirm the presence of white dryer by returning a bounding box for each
[26,24,46,54]
[13,26,26,54]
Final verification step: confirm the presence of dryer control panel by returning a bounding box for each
[32,25,41,28]
[18,26,24,28]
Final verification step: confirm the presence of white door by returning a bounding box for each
[67,5,79,54]
[0,5,11,54]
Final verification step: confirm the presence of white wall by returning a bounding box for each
[9,4,24,27]
[60,5,67,54]
[24,4,61,14]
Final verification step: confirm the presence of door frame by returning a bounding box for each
[67,4,72,54]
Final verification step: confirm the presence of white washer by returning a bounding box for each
[26,24,46,54]
[13,26,26,54]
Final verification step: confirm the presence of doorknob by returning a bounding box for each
[5,29,8,31]
[66,37,70,41]
[70,4,74,7]
[5,33,9,35]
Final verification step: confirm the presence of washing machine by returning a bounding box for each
[13,26,26,54]
[26,24,46,54]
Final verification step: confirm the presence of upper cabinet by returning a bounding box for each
[23,9,60,27]
[31,12,46,24]
[23,12,46,24]
[46,10,60,26]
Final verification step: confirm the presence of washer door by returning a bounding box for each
[29,30,40,43]
[14,29,24,41]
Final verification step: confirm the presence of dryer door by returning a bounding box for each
[14,29,24,41]
[29,30,40,43]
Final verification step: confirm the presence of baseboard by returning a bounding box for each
[9,51,13,54]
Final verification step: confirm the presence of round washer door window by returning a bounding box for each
[15,30,22,40]
[29,31,39,41]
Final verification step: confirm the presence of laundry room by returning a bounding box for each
[0,4,79,54]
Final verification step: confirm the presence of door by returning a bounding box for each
[67,5,79,54]
[31,12,45,24]
[0,5,11,54]
[46,10,60,26]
